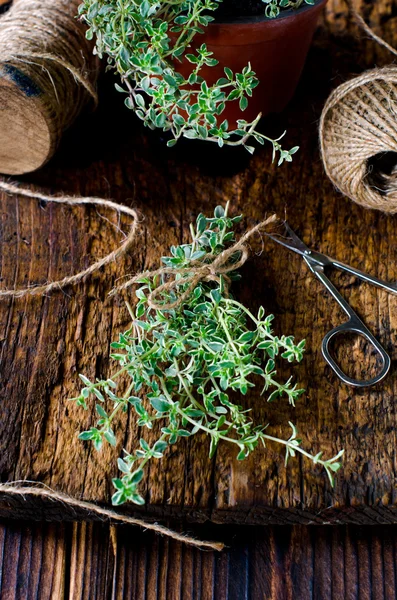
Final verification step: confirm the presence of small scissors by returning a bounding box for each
[266,222,397,388]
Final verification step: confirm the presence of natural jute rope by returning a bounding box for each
[319,1,397,213]
[0,482,224,551]
[0,180,139,298]
[0,0,98,175]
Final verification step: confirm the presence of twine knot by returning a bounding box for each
[113,215,277,310]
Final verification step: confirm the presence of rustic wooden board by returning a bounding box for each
[2,0,397,525]
[0,520,67,598]
[0,518,397,600]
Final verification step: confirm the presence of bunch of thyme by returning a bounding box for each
[78,0,299,160]
[71,204,343,506]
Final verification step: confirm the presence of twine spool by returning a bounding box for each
[319,67,397,213]
[319,1,397,213]
[0,0,98,175]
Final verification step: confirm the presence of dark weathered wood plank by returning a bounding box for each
[1,518,397,599]
[2,0,397,524]
[0,521,66,599]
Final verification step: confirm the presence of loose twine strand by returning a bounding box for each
[319,0,397,212]
[345,0,397,58]
[0,483,224,551]
[0,180,139,298]
[0,0,98,162]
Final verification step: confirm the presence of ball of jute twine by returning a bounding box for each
[319,0,397,213]
[0,0,98,175]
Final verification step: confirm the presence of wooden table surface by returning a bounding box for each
[2,0,397,526]
[0,519,397,599]
[2,0,397,597]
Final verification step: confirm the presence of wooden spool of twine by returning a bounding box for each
[319,4,397,213]
[0,0,98,175]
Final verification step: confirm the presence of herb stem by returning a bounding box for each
[221,298,276,340]
[175,407,239,445]
[216,308,241,358]
[261,433,321,463]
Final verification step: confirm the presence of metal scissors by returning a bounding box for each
[266,222,397,388]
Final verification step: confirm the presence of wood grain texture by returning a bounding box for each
[2,0,397,525]
[0,521,66,599]
[1,519,397,599]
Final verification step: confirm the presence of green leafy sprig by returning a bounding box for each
[78,0,299,161]
[71,203,343,506]
[261,0,315,19]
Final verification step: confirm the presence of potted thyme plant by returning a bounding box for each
[79,0,326,159]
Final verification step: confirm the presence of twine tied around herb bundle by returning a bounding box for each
[112,214,278,311]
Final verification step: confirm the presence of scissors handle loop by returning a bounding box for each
[307,262,391,387]
[322,316,391,388]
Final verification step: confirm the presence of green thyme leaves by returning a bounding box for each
[262,0,315,19]
[71,204,343,506]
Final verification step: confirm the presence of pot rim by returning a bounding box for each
[213,0,326,25]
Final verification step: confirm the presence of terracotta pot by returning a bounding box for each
[176,0,327,127]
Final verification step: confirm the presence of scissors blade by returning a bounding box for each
[265,221,312,257]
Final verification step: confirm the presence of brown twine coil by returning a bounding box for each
[0,0,98,175]
[319,1,397,213]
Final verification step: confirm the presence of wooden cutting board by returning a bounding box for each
[1,0,397,525]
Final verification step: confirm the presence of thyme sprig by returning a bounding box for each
[72,204,343,506]
[262,0,315,19]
